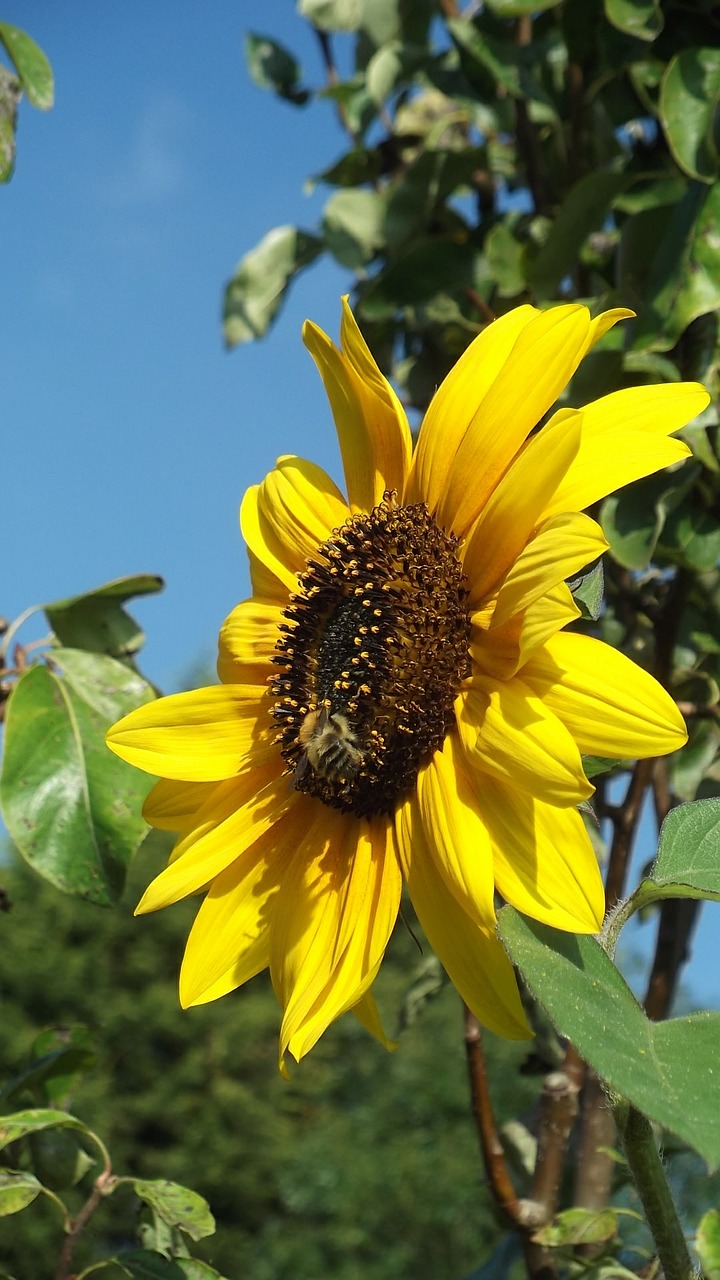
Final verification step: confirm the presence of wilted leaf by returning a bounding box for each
[44,574,164,659]
[132,1180,215,1243]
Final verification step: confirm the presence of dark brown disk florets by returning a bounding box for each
[270,493,471,818]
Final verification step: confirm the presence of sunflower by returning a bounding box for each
[107,300,708,1071]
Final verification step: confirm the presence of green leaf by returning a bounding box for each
[360,239,478,317]
[660,49,720,183]
[632,182,720,353]
[0,1108,92,1152]
[321,188,386,268]
[44,574,164,659]
[534,1206,618,1248]
[131,1180,215,1243]
[582,755,626,780]
[30,1127,94,1191]
[485,221,526,297]
[244,33,309,105]
[697,1208,720,1280]
[604,0,663,41]
[108,1254,228,1280]
[0,1171,42,1217]
[668,720,720,803]
[223,225,324,347]
[297,0,363,31]
[661,499,720,572]
[0,653,155,904]
[528,171,628,296]
[601,468,692,569]
[643,799,720,903]
[498,908,720,1168]
[0,24,53,109]
[0,1032,96,1107]
[485,0,562,13]
[569,558,604,621]
[0,65,19,182]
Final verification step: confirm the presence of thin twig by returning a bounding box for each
[56,1171,114,1280]
[464,1005,522,1223]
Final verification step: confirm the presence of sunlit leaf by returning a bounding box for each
[132,1180,215,1243]
[297,0,363,32]
[498,908,720,1168]
[0,23,53,109]
[534,1206,618,1247]
[322,188,386,267]
[660,49,720,182]
[604,0,662,41]
[44,574,164,659]
[0,1108,92,1152]
[0,1171,41,1217]
[697,1208,720,1280]
[0,653,155,904]
[223,225,324,347]
[632,182,720,353]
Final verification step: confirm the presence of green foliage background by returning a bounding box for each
[0,842,538,1278]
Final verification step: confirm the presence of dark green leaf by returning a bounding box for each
[632,182,720,353]
[660,49,720,183]
[528,171,628,296]
[604,0,663,41]
[498,908,720,1168]
[485,221,525,297]
[0,1032,96,1107]
[223,226,324,347]
[661,500,720,572]
[244,33,309,105]
[360,239,478,317]
[29,1127,94,1191]
[697,1208,720,1280]
[0,23,53,109]
[0,1171,42,1217]
[582,756,626,780]
[0,653,155,904]
[601,468,692,569]
[669,720,720,803]
[132,1180,215,1243]
[108,1255,228,1280]
[44,574,164,659]
[486,0,562,12]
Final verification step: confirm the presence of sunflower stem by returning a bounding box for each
[613,1100,695,1280]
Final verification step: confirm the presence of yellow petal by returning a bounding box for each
[216,597,285,685]
[417,735,497,930]
[462,413,583,606]
[179,804,305,1007]
[472,583,580,682]
[543,382,709,518]
[352,988,398,1052]
[407,305,538,511]
[438,305,592,535]
[396,794,531,1039]
[142,778,217,832]
[136,763,297,911]
[247,545,288,605]
[241,457,349,593]
[472,775,605,932]
[107,685,278,781]
[272,810,401,1066]
[303,310,411,512]
[522,632,687,757]
[490,512,608,630]
[456,679,593,806]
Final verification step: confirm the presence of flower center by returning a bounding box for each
[270,494,471,819]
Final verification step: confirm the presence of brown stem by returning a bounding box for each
[56,1171,113,1280]
[514,17,550,216]
[604,758,654,912]
[464,1005,522,1224]
[530,1068,581,1219]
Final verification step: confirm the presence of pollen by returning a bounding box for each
[271,493,471,818]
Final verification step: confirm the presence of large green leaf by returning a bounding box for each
[660,49,720,183]
[0,652,155,904]
[0,1108,93,1152]
[44,574,164,658]
[223,225,324,347]
[632,182,720,353]
[322,188,386,267]
[498,908,720,1169]
[641,799,720,904]
[131,1180,215,1242]
[0,23,53,109]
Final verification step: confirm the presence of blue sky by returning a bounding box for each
[2,3,717,1009]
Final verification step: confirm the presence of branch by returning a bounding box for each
[464,1005,522,1224]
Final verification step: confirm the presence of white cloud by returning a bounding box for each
[100,93,193,205]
